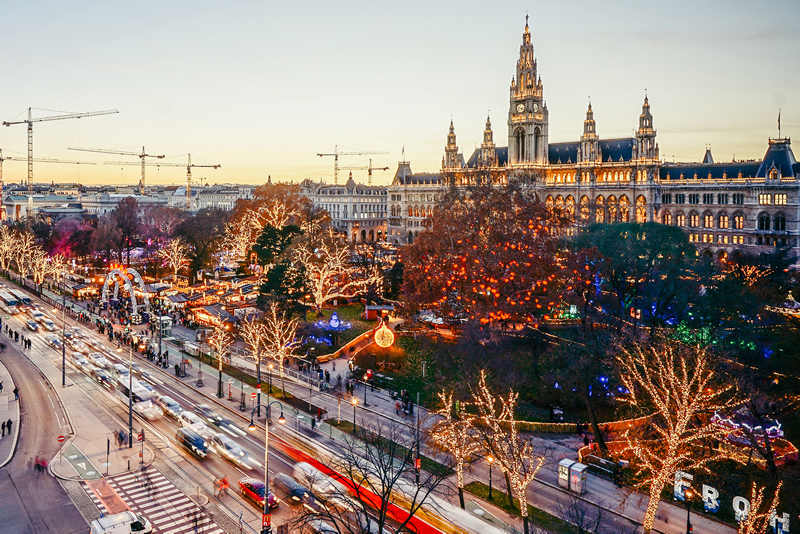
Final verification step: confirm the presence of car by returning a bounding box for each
[69,339,88,353]
[178,411,205,428]
[238,477,279,510]
[31,310,46,323]
[194,404,244,436]
[25,320,39,332]
[42,319,58,332]
[89,510,152,534]
[87,353,112,369]
[175,427,208,458]
[271,473,320,510]
[212,433,253,469]
[112,363,130,377]
[61,329,75,341]
[74,356,91,371]
[130,363,146,379]
[157,395,183,419]
[90,368,113,389]
[133,400,162,421]
[70,351,85,361]
[45,335,62,349]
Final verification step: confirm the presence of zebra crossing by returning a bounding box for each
[82,468,224,534]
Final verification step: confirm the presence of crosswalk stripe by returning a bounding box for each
[80,468,224,534]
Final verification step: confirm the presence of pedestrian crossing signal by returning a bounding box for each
[415,458,421,472]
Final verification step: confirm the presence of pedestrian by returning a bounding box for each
[332,361,336,372]
[0,380,3,393]
[34,457,41,476]
[1,420,5,436]
[6,419,11,436]
[583,435,590,447]
[395,401,401,415]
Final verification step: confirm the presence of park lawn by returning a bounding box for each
[464,481,569,532]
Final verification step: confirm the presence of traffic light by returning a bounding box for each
[414,458,421,472]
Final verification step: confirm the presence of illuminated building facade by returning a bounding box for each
[387,17,800,262]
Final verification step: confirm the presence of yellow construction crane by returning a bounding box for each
[317,145,388,184]
[69,146,164,194]
[341,158,389,185]
[2,107,118,212]
[105,153,220,210]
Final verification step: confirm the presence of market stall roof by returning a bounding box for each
[166,294,188,303]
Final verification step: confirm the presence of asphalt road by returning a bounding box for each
[0,341,88,533]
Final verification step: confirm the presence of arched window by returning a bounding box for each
[662,211,672,225]
[689,212,700,227]
[414,207,420,218]
[676,213,686,226]
[718,213,729,229]
[545,196,554,209]
[515,128,525,162]
[619,195,630,222]
[580,196,590,221]
[533,127,541,162]
[595,196,605,223]
[774,213,786,232]
[565,195,575,219]
[608,195,618,223]
[758,213,770,231]
[635,195,647,223]
[733,214,744,230]
[703,213,714,228]
[408,206,413,217]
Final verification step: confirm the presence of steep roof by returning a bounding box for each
[464,147,509,168]
[756,138,799,178]
[659,162,761,181]
[547,138,635,164]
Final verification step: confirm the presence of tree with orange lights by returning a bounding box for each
[738,481,783,534]
[262,301,300,398]
[471,370,545,534]
[292,228,382,311]
[431,390,481,509]
[402,184,579,326]
[616,340,737,534]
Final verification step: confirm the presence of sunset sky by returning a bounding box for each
[1,0,798,187]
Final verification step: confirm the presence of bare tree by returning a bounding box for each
[238,313,268,399]
[263,301,300,397]
[12,230,37,281]
[471,370,545,534]
[207,325,234,398]
[616,340,737,534]
[288,422,453,534]
[0,226,15,274]
[430,390,480,509]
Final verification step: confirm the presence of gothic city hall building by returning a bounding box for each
[387,18,800,262]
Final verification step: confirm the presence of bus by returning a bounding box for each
[9,289,32,311]
[0,291,20,315]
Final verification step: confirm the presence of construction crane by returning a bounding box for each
[2,107,118,213]
[317,145,388,184]
[69,146,164,194]
[341,158,389,185]
[105,153,220,210]
[0,149,96,220]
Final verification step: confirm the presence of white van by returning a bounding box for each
[90,511,152,533]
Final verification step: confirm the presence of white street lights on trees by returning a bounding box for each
[248,401,285,534]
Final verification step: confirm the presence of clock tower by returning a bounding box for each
[508,15,548,166]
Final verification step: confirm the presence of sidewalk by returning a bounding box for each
[0,355,21,468]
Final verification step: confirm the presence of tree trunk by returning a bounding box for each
[504,471,513,508]
[641,478,668,534]
[583,389,609,454]
[522,516,529,534]
[458,487,464,509]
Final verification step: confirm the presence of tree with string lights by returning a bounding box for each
[737,481,783,534]
[471,370,545,534]
[292,228,382,311]
[616,340,738,534]
[262,301,300,398]
[157,237,189,282]
[207,325,235,398]
[430,390,481,509]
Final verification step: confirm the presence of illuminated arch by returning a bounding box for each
[101,267,150,318]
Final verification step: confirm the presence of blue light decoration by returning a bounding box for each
[329,312,340,329]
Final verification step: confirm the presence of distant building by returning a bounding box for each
[3,194,79,222]
[385,17,800,260]
[301,173,387,242]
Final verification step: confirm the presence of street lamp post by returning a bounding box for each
[684,488,694,534]
[217,347,224,398]
[116,344,133,448]
[56,273,66,387]
[488,455,494,500]
[351,397,358,432]
[248,401,285,534]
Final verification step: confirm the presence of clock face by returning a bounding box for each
[533,103,539,112]
[516,103,525,113]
